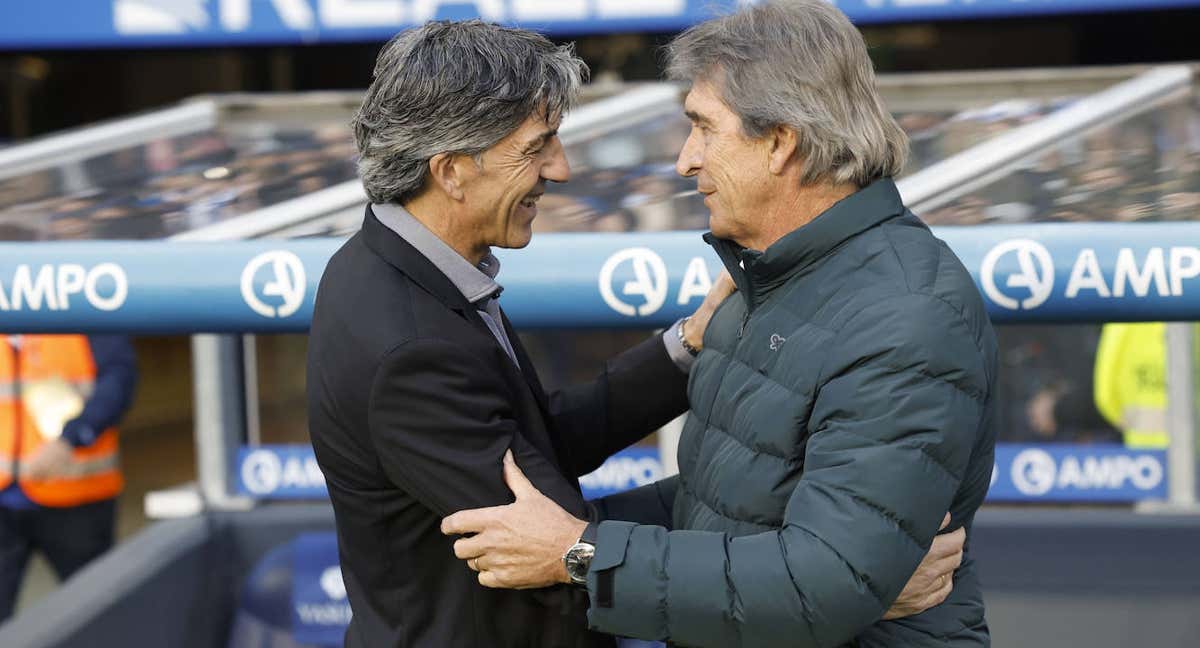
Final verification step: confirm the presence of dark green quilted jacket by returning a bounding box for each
[586,179,997,647]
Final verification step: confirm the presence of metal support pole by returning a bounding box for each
[242,334,262,447]
[191,334,253,511]
[1165,323,1198,507]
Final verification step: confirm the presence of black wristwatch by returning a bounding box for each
[562,522,598,587]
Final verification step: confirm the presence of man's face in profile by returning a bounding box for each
[461,110,570,250]
[676,79,773,245]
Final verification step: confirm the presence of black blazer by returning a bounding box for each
[306,207,689,648]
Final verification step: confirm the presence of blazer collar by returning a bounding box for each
[361,204,478,316]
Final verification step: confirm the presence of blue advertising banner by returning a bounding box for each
[236,444,328,498]
[234,442,1169,502]
[1,0,1197,50]
[291,532,351,646]
[579,446,664,500]
[3,223,1200,333]
[987,443,1167,502]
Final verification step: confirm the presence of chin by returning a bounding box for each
[506,230,534,249]
[708,212,733,239]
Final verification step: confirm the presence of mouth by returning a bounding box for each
[519,193,543,210]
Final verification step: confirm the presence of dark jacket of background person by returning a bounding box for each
[306,208,690,648]
[585,179,998,647]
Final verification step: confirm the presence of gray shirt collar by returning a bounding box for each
[372,202,502,305]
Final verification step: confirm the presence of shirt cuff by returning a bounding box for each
[61,420,97,448]
[661,319,696,374]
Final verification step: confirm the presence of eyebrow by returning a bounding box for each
[684,110,711,126]
[525,129,557,151]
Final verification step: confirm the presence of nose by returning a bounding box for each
[541,136,571,183]
[676,129,701,178]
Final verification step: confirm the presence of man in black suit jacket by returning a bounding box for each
[306,21,727,648]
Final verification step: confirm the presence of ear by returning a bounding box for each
[427,152,473,201]
[766,125,798,176]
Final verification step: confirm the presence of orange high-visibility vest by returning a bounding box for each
[0,335,123,507]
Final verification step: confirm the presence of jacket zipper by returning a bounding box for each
[736,311,750,339]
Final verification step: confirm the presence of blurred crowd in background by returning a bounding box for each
[2,84,1199,453]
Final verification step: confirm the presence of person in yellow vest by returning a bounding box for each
[0,334,137,622]
[1094,322,1200,449]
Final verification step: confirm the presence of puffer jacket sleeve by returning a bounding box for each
[585,294,989,647]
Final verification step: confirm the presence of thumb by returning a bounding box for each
[503,450,537,500]
[939,512,952,532]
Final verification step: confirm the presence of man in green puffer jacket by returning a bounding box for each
[442,1,997,646]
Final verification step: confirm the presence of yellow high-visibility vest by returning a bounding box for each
[1094,322,1200,449]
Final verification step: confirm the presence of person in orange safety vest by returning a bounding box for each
[0,334,137,622]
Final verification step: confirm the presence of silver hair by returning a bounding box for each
[353,21,588,204]
[666,0,908,187]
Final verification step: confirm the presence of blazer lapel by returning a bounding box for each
[361,205,496,337]
[361,206,571,476]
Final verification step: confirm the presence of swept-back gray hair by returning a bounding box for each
[354,21,588,204]
[666,0,907,187]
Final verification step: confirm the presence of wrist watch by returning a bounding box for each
[562,522,598,586]
[676,317,701,356]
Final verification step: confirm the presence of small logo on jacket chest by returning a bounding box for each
[769,334,787,351]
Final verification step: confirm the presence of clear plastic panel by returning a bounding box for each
[0,122,358,241]
[921,94,1200,226]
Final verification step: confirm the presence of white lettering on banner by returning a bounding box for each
[980,239,1054,310]
[579,456,663,491]
[320,566,347,600]
[220,0,316,31]
[0,264,128,312]
[410,0,506,21]
[1064,248,1110,298]
[595,0,684,18]
[598,248,668,317]
[1113,248,1169,298]
[10,265,58,311]
[295,603,353,625]
[676,257,713,305]
[512,0,587,20]
[241,251,306,318]
[1066,246,1200,299]
[114,0,704,35]
[1169,247,1200,296]
[319,0,405,27]
[114,0,210,34]
[241,450,326,495]
[1010,448,1164,497]
[1011,448,1057,496]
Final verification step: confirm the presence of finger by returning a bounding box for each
[925,554,961,580]
[467,557,479,572]
[939,512,951,531]
[441,507,498,536]
[478,570,502,589]
[929,527,966,559]
[925,573,954,608]
[453,535,487,560]
[502,450,537,500]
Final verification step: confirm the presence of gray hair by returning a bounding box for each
[354,21,588,204]
[666,0,907,187]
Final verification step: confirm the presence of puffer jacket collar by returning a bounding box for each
[703,177,906,311]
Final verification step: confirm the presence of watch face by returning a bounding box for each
[565,542,595,584]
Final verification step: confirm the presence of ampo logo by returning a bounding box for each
[980,239,1054,310]
[1011,448,1057,496]
[320,566,347,601]
[240,449,282,496]
[598,248,668,317]
[241,251,306,318]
